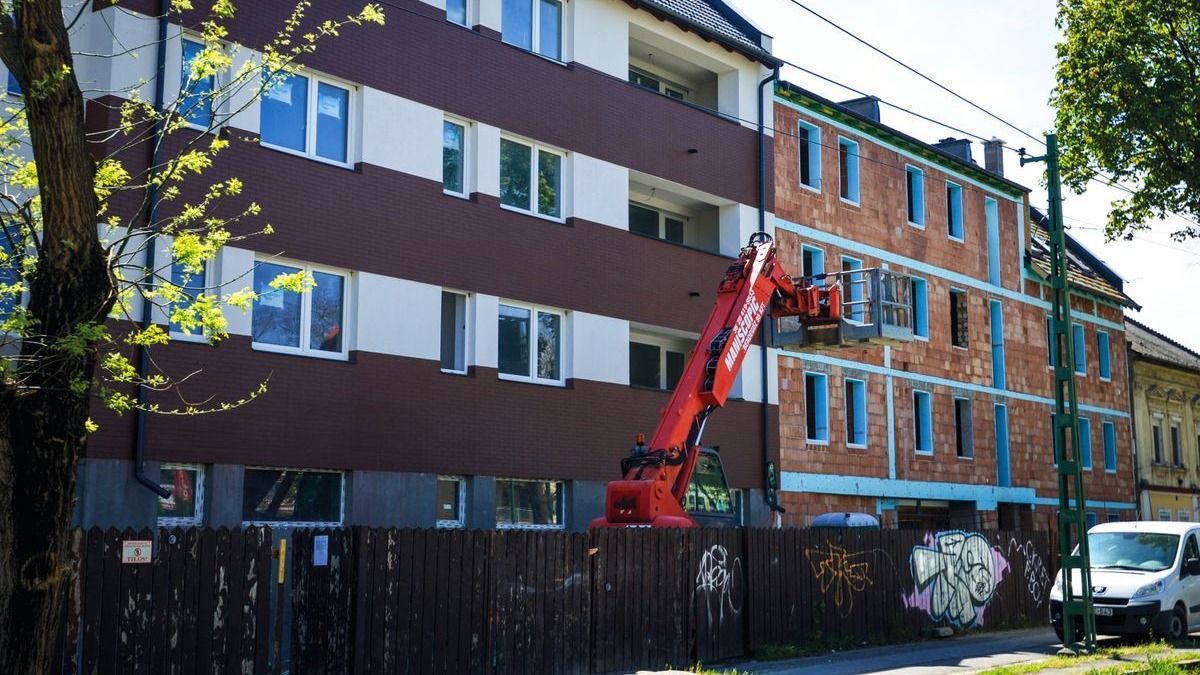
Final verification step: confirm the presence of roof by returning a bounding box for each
[626,0,779,66]
[775,81,1031,197]
[1026,206,1140,309]
[1126,317,1200,374]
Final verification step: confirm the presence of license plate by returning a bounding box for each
[1095,606,1114,616]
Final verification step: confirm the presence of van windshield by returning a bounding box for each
[1088,532,1179,572]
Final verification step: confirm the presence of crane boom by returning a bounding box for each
[591,232,841,528]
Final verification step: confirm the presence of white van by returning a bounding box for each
[1050,521,1200,640]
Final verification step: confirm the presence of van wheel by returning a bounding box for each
[1054,625,1064,642]
[1167,605,1188,641]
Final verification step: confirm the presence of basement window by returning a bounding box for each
[949,288,968,348]
[954,397,973,459]
[805,371,829,443]
[242,467,344,526]
[157,464,204,527]
[436,476,466,528]
[496,478,564,529]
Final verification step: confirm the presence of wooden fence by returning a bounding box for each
[49,527,274,675]
[292,526,1054,674]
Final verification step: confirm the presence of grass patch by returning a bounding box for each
[976,641,1180,675]
[686,665,750,675]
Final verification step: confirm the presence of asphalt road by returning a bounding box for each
[727,627,1061,674]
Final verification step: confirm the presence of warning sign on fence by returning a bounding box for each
[121,540,152,564]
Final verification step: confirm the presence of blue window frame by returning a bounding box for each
[906,165,924,226]
[844,378,867,447]
[805,372,829,443]
[1072,323,1086,375]
[180,38,214,127]
[995,404,1010,487]
[989,300,1005,389]
[801,244,825,285]
[1046,316,1057,367]
[838,137,860,203]
[841,256,864,322]
[1097,331,1111,380]
[1078,417,1093,470]
[913,390,933,454]
[797,121,821,190]
[985,197,1001,285]
[1102,421,1117,472]
[910,277,928,338]
[261,71,351,164]
[946,181,963,239]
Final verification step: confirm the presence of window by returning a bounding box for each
[629,68,687,100]
[181,38,215,127]
[1072,323,1086,375]
[157,464,204,526]
[629,337,687,390]
[500,137,562,219]
[436,476,465,528]
[252,261,347,358]
[0,223,22,320]
[242,467,344,525]
[1159,508,1172,522]
[989,300,1005,389]
[1108,512,1121,523]
[913,390,933,454]
[801,244,825,281]
[5,69,17,96]
[168,258,208,339]
[1097,331,1111,380]
[496,478,563,529]
[447,0,468,25]
[985,197,1001,285]
[443,119,467,196]
[954,397,973,459]
[845,378,867,447]
[1102,421,1117,472]
[1046,316,1057,367]
[1172,420,1183,467]
[1153,417,1165,464]
[949,288,968,348]
[838,137,860,203]
[804,372,829,443]
[910,277,928,339]
[995,404,1011,487]
[261,71,352,164]
[684,452,734,515]
[498,303,563,383]
[728,488,744,526]
[1182,510,1193,524]
[628,203,684,244]
[906,166,924,226]
[946,182,963,240]
[797,121,821,190]
[841,256,864,323]
[1078,417,1092,470]
[1086,512,1098,529]
[501,0,562,61]
[440,291,468,373]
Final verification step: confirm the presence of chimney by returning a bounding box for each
[837,96,880,123]
[933,137,973,163]
[984,137,1005,176]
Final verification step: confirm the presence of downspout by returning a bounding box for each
[131,0,172,499]
[758,65,784,520]
[1127,341,1142,518]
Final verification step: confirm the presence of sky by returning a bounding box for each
[728,0,1200,351]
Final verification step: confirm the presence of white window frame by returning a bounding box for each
[1172,416,1184,467]
[497,300,566,386]
[629,331,691,391]
[628,201,690,244]
[179,34,225,134]
[1181,509,1192,523]
[1153,413,1165,465]
[259,69,357,168]
[628,66,689,101]
[499,135,566,222]
[837,136,860,205]
[167,256,213,344]
[501,0,564,62]
[905,164,925,228]
[1159,508,1172,522]
[797,120,822,192]
[946,180,964,241]
[804,371,830,444]
[495,477,566,530]
[157,462,205,527]
[436,475,467,528]
[844,376,868,449]
[442,116,472,199]
[240,466,346,527]
[251,258,352,361]
[440,289,470,375]
[913,389,933,455]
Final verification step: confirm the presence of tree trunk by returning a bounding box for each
[0,1,113,671]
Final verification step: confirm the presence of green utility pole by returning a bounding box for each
[1021,133,1096,654]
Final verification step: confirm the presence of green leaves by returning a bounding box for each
[1053,0,1200,239]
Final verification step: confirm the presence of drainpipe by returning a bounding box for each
[1127,341,1142,518]
[758,65,784,520]
[131,0,173,499]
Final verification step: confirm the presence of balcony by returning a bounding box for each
[628,175,721,254]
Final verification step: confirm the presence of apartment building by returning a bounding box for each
[1127,318,1200,522]
[61,0,782,530]
[772,82,1139,530]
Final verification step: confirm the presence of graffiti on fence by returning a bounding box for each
[903,531,1009,628]
[806,541,873,616]
[1007,538,1050,606]
[696,544,743,625]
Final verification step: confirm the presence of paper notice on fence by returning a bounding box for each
[122,540,152,564]
[313,535,329,567]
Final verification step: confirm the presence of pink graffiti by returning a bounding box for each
[902,531,1010,628]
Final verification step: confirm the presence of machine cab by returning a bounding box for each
[684,448,737,527]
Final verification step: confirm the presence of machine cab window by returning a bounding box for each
[685,448,735,527]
